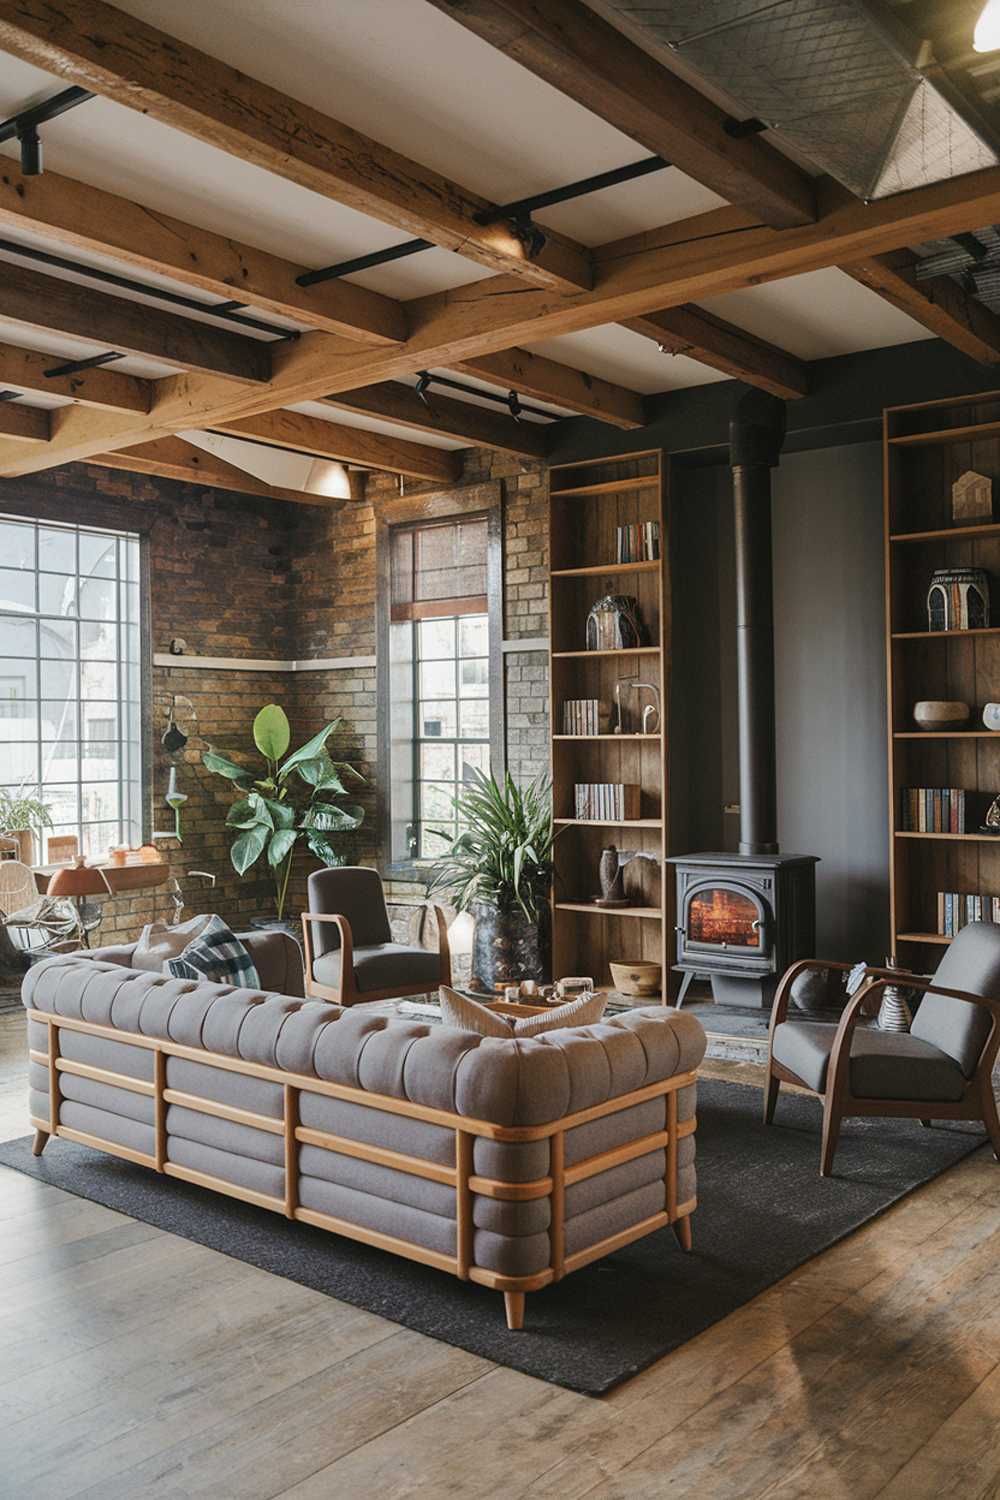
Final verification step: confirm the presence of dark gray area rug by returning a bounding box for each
[0,1080,985,1394]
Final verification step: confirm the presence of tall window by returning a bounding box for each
[388,514,492,861]
[0,514,144,859]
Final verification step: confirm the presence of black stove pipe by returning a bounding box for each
[729,389,786,857]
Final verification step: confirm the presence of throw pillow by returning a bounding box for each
[438,985,608,1037]
[132,913,214,973]
[166,915,261,989]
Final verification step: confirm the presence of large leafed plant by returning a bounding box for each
[429,768,554,922]
[203,705,364,920]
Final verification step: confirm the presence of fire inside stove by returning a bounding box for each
[688,888,760,948]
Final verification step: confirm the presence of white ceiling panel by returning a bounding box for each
[287,400,463,452]
[522,324,729,394]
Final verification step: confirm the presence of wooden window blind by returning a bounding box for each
[390,516,488,621]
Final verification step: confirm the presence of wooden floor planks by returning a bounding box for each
[0,1007,998,1498]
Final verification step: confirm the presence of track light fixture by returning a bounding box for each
[507,389,523,422]
[415,370,433,405]
[16,124,42,176]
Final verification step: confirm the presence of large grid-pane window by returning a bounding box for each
[0,514,143,859]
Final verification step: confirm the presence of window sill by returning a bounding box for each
[384,859,436,887]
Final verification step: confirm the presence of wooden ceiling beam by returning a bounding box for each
[425,0,816,228]
[0,401,50,443]
[841,250,1000,364]
[0,162,405,345]
[0,260,271,382]
[211,408,462,483]
[451,349,645,428]
[322,382,548,458]
[0,0,591,293]
[0,340,152,412]
[8,167,1000,477]
[624,306,809,399]
[90,436,344,506]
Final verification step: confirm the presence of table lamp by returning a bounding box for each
[46,858,113,948]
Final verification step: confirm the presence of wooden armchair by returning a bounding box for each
[764,922,1000,1176]
[301,866,451,1007]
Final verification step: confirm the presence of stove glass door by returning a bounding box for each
[687,884,764,949]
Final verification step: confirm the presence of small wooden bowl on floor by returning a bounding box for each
[610,960,661,997]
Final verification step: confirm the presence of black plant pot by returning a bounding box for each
[470,901,551,992]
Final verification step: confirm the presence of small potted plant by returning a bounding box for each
[0,785,53,865]
[430,769,554,991]
[203,705,365,925]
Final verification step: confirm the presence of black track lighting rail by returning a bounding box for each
[0,86,95,175]
[296,154,672,287]
[413,370,557,421]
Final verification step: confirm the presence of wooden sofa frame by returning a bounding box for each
[765,960,1000,1176]
[27,1004,696,1329]
[300,905,452,1007]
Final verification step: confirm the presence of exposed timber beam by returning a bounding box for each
[841,251,1000,365]
[212,408,463,484]
[0,161,405,345]
[425,0,816,229]
[90,435,344,506]
[624,306,809,399]
[8,167,1000,476]
[0,339,152,411]
[322,382,548,457]
[0,0,591,293]
[451,350,645,428]
[0,401,49,443]
[0,260,271,382]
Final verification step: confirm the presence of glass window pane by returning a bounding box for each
[459,616,488,657]
[81,620,118,661]
[459,658,488,697]
[420,822,455,858]
[42,784,79,824]
[83,784,120,821]
[38,574,77,617]
[82,741,119,780]
[2,743,37,780]
[40,700,78,741]
[41,741,78,775]
[79,531,117,579]
[421,783,456,821]
[419,700,456,738]
[418,659,454,699]
[39,619,77,658]
[82,703,119,742]
[420,742,455,781]
[0,519,34,569]
[460,700,489,738]
[459,743,490,781]
[81,661,117,698]
[79,576,118,621]
[40,658,76,699]
[0,567,36,613]
[0,701,38,744]
[0,658,37,701]
[0,616,35,657]
[417,618,455,660]
[38,527,75,573]
[81,822,119,860]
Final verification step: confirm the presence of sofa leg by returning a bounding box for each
[503,1292,525,1331]
[675,1215,693,1252]
[763,1073,780,1125]
[32,1129,50,1157]
[820,1101,841,1177]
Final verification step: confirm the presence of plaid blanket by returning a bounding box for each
[167,914,261,989]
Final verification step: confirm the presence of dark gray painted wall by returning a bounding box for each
[670,441,888,961]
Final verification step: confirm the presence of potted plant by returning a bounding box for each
[430,769,554,990]
[0,785,53,865]
[203,705,365,923]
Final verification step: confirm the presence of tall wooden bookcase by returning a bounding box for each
[547,449,671,998]
[885,390,1000,966]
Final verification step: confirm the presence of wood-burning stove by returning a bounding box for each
[667,389,819,1008]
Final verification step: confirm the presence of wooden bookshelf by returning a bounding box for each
[885,390,1000,958]
[547,449,671,998]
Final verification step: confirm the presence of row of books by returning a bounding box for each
[574,782,641,821]
[615,521,660,564]
[899,787,990,833]
[937,891,1000,936]
[562,699,611,735]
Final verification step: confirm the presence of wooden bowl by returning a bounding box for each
[913,700,970,731]
[610,960,662,997]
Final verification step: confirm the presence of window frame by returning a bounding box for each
[376,481,505,879]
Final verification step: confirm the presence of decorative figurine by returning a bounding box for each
[596,845,628,906]
[927,567,990,632]
[984,793,1000,834]
[952,470,993,525]
[586,594,645,651]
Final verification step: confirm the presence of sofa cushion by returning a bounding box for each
[132,914,214,973]
[772,1020,967,1102]
[167,915,261,989]
[312,942,441,993]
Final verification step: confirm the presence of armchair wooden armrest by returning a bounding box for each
[769,958,857,1043]
[300,910,354,1004]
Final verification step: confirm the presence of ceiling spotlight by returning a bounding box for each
[17,124,41,175]
[975,0,1000,51]
[415,370,433,405]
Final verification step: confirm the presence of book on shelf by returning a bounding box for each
[937,890,1000,936]
[573,782,641,821]
[614,521,660,564]
[561,698,611,735]
[900,788,991,833]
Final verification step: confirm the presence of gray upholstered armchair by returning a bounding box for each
[765,921,1000,1176]
[301,866,452,1007]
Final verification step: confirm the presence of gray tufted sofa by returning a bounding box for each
[23,952,706,1328]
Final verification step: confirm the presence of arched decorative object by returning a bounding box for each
[927,567,990,632]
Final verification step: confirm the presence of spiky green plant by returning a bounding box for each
[203,705,365,920]
[429,768,554,922]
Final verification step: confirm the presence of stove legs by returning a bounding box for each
[674,972,695,1009]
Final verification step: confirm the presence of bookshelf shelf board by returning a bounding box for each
[550,477,657,498]
[554,817,663,828]
[555,901,661,918]
[553,646,660,659]
[894,731,999,739]
[888,420,1000,447]
[891,626,1000,641]
[894,831,1000,842]
[551,559,660,578]
[553,733,661,741]
[896,931,951,945]
[890,522,1000,544]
